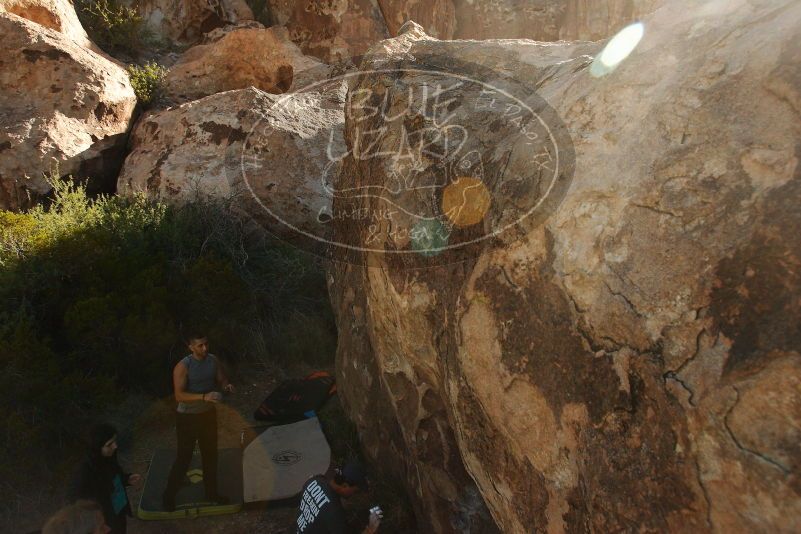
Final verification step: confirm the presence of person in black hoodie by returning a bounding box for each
[67,423,141,534]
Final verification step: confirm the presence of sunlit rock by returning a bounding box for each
[328,1,801,532]
[0,11,136,209]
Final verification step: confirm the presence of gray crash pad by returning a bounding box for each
[242,417,331,502]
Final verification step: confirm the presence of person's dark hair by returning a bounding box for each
[42,500,104,534]
[184,329,207,344]
[334,461,369,490]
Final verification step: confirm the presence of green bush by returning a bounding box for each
[0,178,336,502]
[268,311,338,365]
[246,0,273,26]
[127,62,167,105]
[75,0,151,57]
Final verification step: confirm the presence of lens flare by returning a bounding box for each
[590,22,645,77]
[411,219,449,257]
[441,176,491,228]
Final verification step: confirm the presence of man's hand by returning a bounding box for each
[365,507,383,533]
[205,391,223,403]
[128,474,142,486]
[223,383,235,394]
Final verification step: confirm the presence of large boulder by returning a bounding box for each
[0,0,95,49]
[163,23,329,103]
[327,0,801,532]
[0,12,136,209]
[117,86,345,239]
[126,0,254,45]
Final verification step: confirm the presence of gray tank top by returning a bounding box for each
[176,354,217,414]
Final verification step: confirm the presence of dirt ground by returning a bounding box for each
[6,359,412,533]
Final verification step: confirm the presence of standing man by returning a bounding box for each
[295,461,382,533]
[162,331,235,511]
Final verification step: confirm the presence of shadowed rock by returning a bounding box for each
[123,0,254,45]
[328,2,801,532]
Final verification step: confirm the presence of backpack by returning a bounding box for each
[253,371,337,423]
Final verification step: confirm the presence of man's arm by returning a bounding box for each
[362,512,381,534]
[320,497,379,534]
[173,361,207,402]
[321,501,348,534]
[215,356,235,393]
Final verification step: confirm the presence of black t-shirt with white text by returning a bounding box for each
[296,476,348,534]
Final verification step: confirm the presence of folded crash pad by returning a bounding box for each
[254,371,336,423]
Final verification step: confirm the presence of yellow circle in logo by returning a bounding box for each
[441,177,491,227]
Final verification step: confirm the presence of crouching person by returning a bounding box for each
[295,461,382,534]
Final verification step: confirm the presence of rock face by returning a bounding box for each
[0,12,136,209]
[328,1,801,533]
[117,86,345,239]
[129,0,254,45]
[260,0,661,63]
[163,23,328,102]
[0,0,95,49]
[265,0,389,62]
[556,0,662,41]
[451,0,661,41]
[378,0,455,39]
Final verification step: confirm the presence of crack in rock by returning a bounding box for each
[724,386,791,475]
[664,371,697,407]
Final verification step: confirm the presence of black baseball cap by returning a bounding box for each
[339,461,369,490]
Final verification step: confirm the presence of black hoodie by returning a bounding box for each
[67,423,132,533]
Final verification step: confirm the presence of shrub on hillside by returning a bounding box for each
[0,178,336,504]
[127,62,167,105]
[75,0,151,57]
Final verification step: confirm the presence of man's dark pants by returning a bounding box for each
[163,407,218,500]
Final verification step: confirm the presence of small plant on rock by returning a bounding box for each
[127,62,168,105]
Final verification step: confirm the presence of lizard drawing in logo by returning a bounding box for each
[320,126,488,227]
